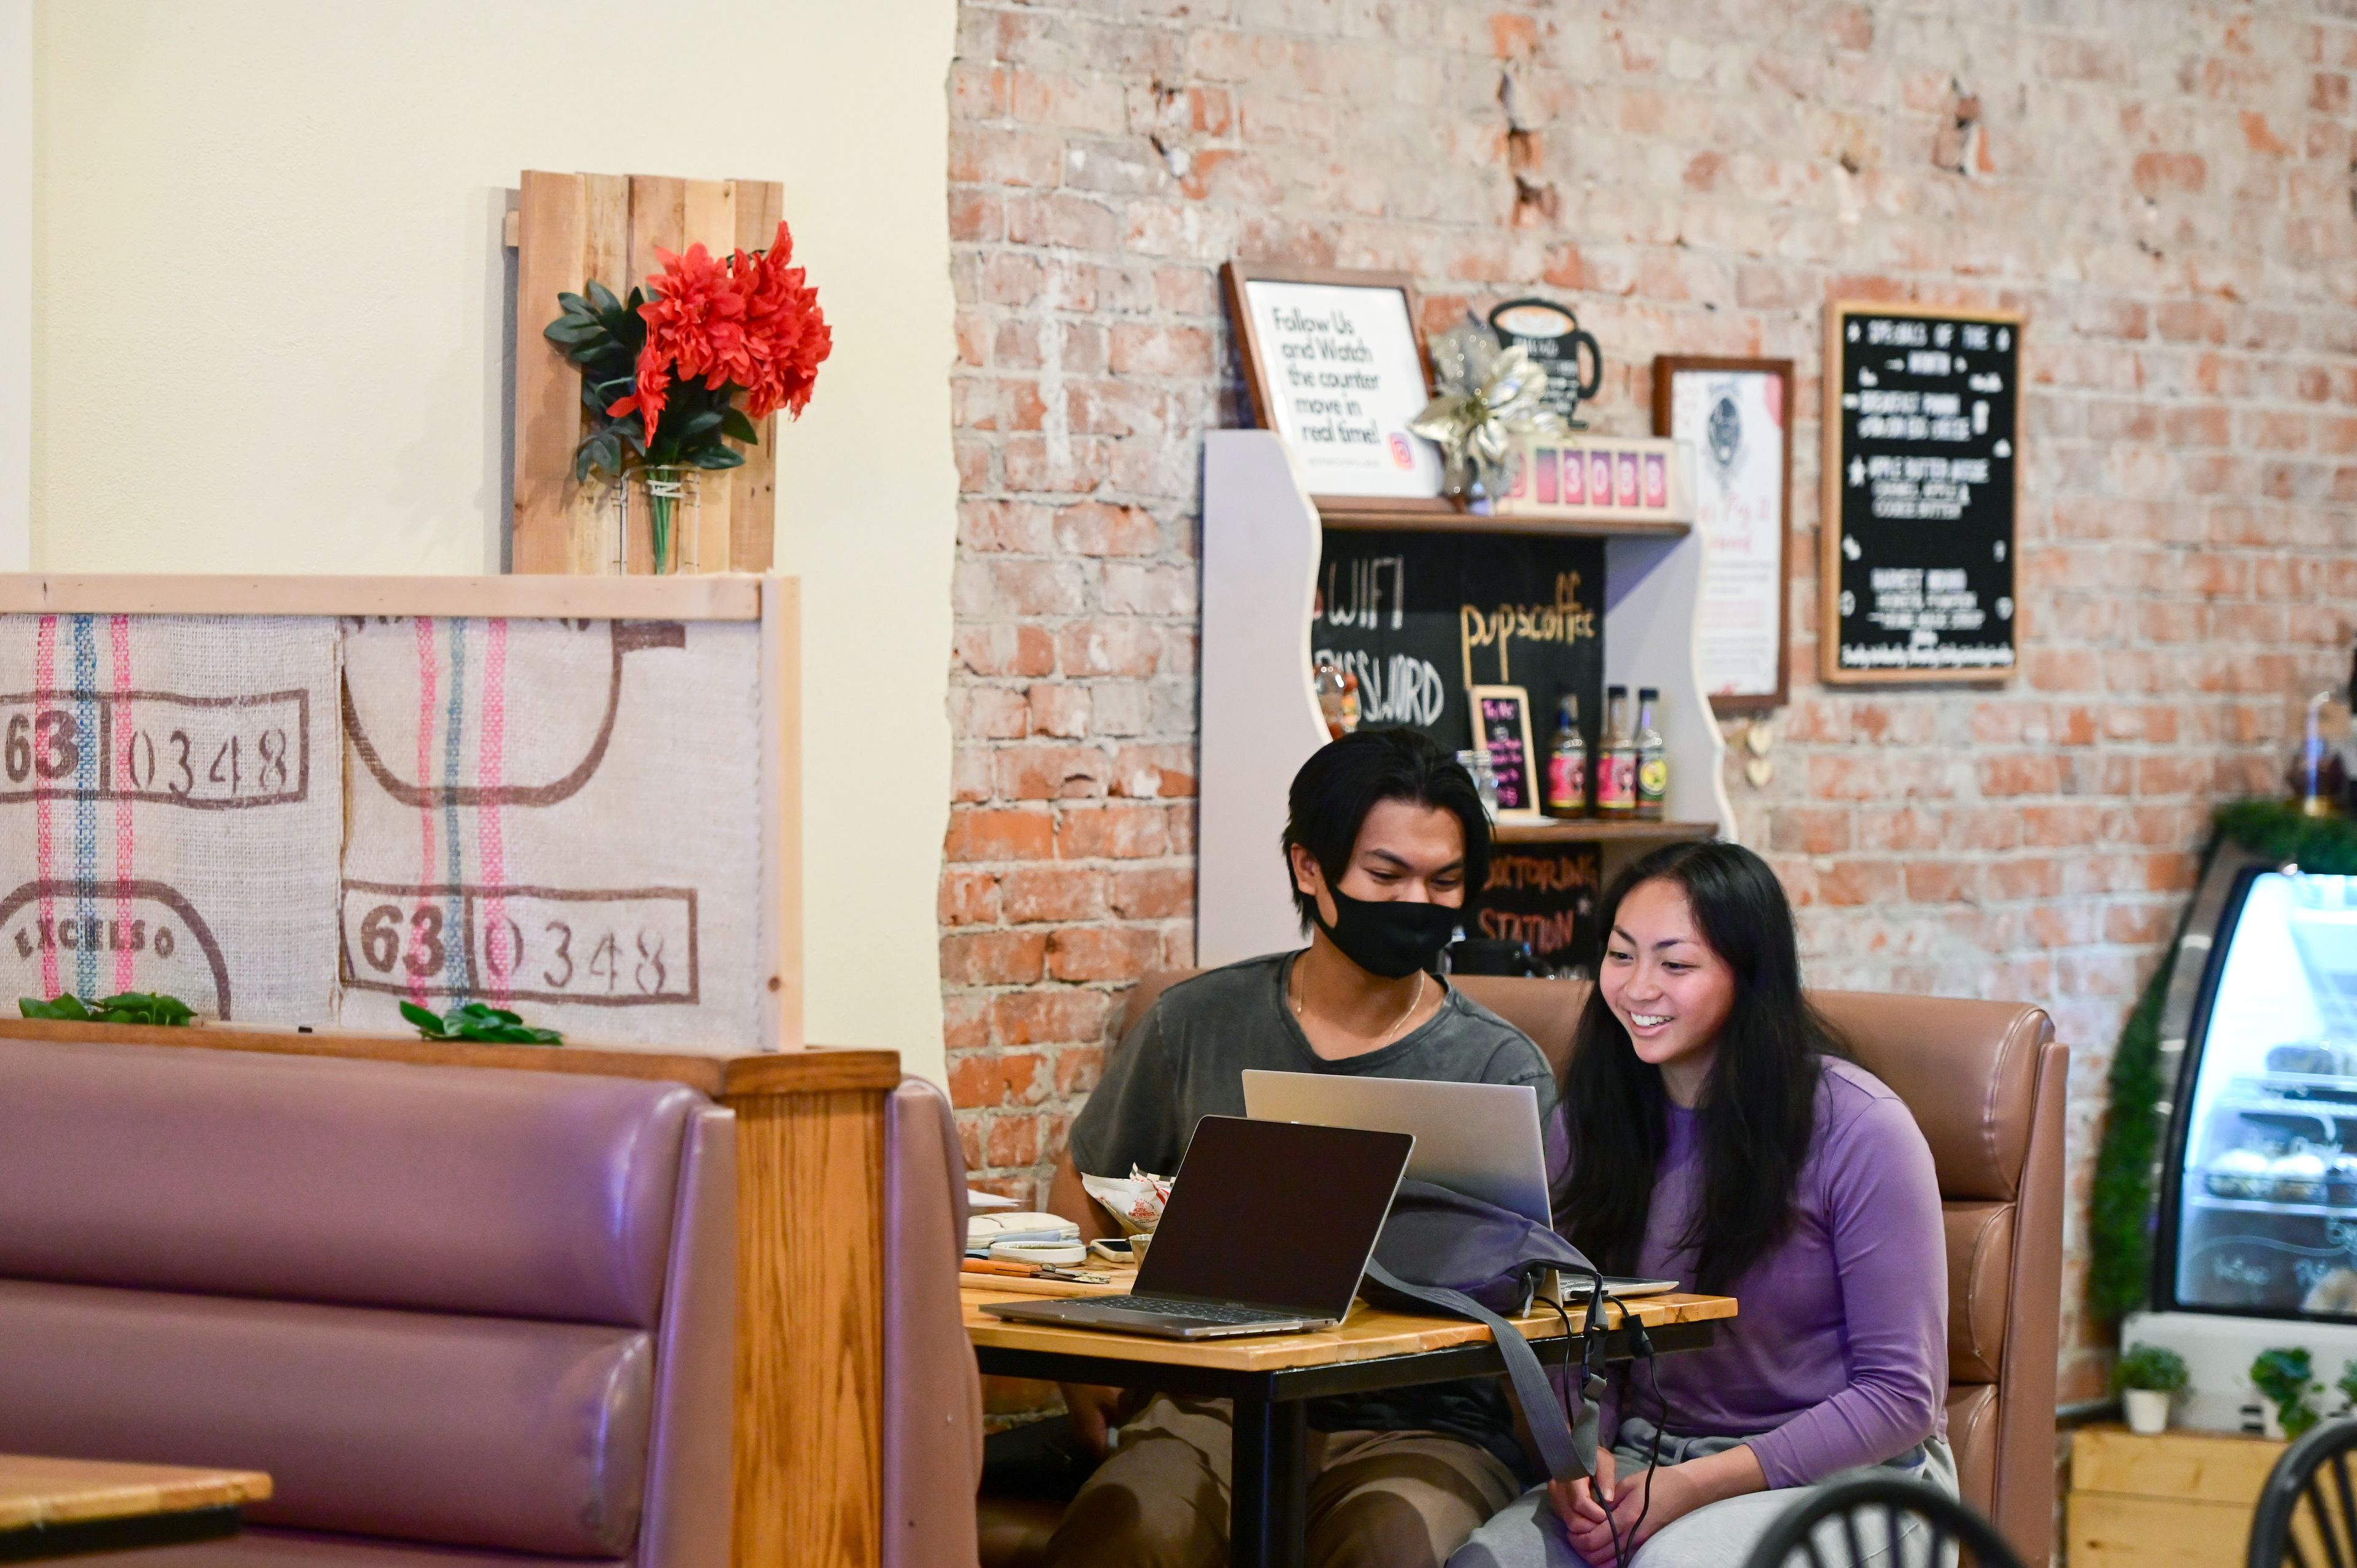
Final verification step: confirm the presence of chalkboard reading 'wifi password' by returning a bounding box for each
[1825,304,2021,682]
[1314,531,1605,760]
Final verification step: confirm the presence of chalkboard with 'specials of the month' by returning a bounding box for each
[1822,303,2022,684]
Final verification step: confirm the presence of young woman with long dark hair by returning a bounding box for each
[1451,840,1949,1568]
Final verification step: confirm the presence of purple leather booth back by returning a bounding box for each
[0,1279,652,1557]
[0,1037,711,1559]
[0,1038,698,1326]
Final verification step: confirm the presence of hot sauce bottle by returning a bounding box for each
[1543,696,1588,817]
[1595,686,1636,819]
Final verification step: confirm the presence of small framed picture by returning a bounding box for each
[1653,356,1795,713]
[1469,684,1543,822]
[1223,263,1444,504]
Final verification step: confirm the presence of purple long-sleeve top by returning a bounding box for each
[1600,1057,1948,1489]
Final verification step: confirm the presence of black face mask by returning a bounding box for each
[1312,887,1459,980]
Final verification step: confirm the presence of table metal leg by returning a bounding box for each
[1229,1396,1307,1568]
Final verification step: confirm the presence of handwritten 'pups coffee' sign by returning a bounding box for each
[1226,265,1444,500]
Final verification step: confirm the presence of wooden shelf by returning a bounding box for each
[1315,496,1690,539]
[1493,819,1719,844]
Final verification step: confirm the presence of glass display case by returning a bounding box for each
[2164,868,2357,1318]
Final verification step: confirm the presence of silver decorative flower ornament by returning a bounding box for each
[1411,325,1571,501]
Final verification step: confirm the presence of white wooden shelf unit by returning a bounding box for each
[1196,430,1735,967]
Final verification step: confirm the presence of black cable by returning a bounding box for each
[1616,1325,1665,1561]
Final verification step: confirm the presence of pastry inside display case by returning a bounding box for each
[2172,870,2357,1316]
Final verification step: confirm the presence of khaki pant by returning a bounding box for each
[1040,1396,1523,1568]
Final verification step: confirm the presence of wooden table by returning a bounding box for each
[965,1276,1736,1568]
[0,1456,270,1563]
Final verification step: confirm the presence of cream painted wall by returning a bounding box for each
[29,1,958,1079]
[1,0,27,570]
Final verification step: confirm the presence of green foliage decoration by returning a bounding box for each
[19,991,195,1026]
[2253,1347,2323,1440]
[2111,1343,2189,1396]
[401,1000,562,1046]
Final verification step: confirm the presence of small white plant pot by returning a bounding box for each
[2124,1388,2171,1435]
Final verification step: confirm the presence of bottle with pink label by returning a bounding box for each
[1595,685,1637,819]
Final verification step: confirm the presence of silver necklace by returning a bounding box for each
[1293,962,1426,1043]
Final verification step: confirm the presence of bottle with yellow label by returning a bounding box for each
[1595,686,1636,818]
[1635,687,1667,821]
[1543,695,1588,817]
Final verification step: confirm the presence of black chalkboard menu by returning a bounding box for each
[1821,303,2021,684]
[1476,841,1601,975]
[1313,530,1605,768]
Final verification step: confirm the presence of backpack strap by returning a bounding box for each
[1362,1258,1602,1483]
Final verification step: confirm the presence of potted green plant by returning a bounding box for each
[2113,1343,2189,1435]
[2251,1347,2321,1440]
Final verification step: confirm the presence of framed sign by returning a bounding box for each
[1821,302,2021,684]
[1653,357,1794,713]
[1223,263,1443,503]
[1469,684,1542,822]
[1488,298,1603,429]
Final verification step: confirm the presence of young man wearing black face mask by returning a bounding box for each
[1034,727,1558,1568]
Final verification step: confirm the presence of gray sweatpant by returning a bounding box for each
[1446,1432,1959,1568]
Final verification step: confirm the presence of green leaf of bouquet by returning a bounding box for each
[693,447,748,469]
[587,280,622,315]
[400,1000,447,1036]
[721,407,759,444]
[555,291,590,317]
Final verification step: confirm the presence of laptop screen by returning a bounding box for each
[1132,1116,1413,1318]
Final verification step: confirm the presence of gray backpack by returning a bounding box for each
[1361,1180,1612,1483]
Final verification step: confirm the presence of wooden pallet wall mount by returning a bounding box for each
[508,170,784,577]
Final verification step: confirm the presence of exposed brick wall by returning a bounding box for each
[943,0,2357,1408]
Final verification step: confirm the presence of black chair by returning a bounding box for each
[1740,1472,2026,1568]
[2249,1416,2357,1568]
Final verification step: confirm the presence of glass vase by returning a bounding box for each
[611,466,700,575]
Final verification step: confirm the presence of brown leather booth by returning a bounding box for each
[1072,972,2067,1568]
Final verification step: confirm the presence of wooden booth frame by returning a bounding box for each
[1818,301,2024,688]
[1652,355,1795,714]
[1221,261,1444,523]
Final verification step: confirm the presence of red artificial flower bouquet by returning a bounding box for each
[544,220,832,567]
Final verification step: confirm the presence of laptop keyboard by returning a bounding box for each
[1113,1295,1306,1324]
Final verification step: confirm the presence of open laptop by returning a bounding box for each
[1243,1070,1552,1225]
[980,1116,1412,1340]
[1241,1070,1678,1300]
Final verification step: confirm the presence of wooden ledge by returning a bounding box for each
[0,1017,899,1099]
[0,573,765,622]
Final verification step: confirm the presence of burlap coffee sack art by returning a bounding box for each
[337,615,764,1051]
[0,613,343,1024]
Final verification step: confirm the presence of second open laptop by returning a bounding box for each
[1240,1070,1680,1301]
[980,1115,1413,1340]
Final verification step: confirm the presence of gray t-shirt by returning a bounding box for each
[1070,951,1557,1178]
[1069,951,1559,1477]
